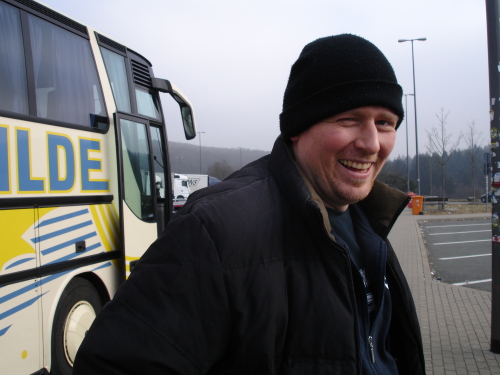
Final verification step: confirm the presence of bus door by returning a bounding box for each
[116,113,167,276]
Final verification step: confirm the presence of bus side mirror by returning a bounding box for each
[151,78,197,140]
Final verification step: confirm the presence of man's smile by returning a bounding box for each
[339,159,373,172]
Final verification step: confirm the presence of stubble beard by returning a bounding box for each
[319,171,377,209]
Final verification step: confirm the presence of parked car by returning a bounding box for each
[481,191,493,203]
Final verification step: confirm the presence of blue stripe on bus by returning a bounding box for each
[92,262,112,272]
[0,292,47,321]
[0,127,8,192]
[0,255,110,307]
[40,232,97,256]
[35,208,89,229]
[46,245,102,264]
[1,246,105,306]
[31,220,93,244]
[5,257,36,270]
[0,325,12,337]
[0,271,70,304]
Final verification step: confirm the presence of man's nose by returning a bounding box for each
[354,121,380,154]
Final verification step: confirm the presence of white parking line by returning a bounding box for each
[439,253,491,260]
[429,230,491,236]
[433,239,490,245]
[452,279,492,286]
[426,223,490,228]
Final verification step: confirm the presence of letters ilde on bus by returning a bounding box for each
[0,125,109,194]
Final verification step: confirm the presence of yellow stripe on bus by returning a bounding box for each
[106,203,120,236]
[89,205,112,252]
[125,255,140,273]
[98,204,117,249]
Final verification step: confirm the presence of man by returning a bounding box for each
[74,34,425,374]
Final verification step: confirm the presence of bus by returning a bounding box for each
[0,0,196,373]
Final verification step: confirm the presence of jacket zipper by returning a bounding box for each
[368,336,375,363]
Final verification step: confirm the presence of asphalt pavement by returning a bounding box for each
[389,208,500,374]
[421,218,491,292]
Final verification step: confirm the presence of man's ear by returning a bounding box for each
[290,135,299,142]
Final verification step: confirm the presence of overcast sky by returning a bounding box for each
[41,0,490,159]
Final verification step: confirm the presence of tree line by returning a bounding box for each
[379,145,489,199]
[168,141,268,180]
[379,108,488,199]
[170,108,490,198]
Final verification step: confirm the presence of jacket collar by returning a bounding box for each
[267,136,409,238]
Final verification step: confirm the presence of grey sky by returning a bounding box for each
[42,0,489,159]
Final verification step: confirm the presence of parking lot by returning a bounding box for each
[419,218,492,292]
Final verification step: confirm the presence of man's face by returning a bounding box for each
[290,106,398,212]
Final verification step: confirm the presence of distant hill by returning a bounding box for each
[168,141,269,175]
[170,140,489,199]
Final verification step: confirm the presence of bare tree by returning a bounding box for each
[425,136,436,196]
[207,160,235,181]
[424,152,434,196]
[463,121,483,201]
[425,108,462,205]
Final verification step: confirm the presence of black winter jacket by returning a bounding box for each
[74,137,425,375]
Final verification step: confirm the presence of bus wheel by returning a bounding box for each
[51,278,102,375]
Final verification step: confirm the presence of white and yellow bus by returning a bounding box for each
[0,0,196,373]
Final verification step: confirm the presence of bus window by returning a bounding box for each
[135,87,161,119]
[120,118,154,221]
[27,14,106,127]
[101,47,132,113]
[150,126,166,199]
[0,2,29,115]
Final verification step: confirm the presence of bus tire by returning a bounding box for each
[50,277,102,375]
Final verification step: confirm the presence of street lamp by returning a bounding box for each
[398,37,426,195]
[404,93,414,192]
[198,131,205,174]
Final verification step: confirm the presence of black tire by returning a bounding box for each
[481,197,486,203]
[51,278,102,375]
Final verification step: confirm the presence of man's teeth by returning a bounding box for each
[340,160,371,170]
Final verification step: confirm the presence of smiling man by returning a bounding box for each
[74,34,425,375]
[290,106,398,211]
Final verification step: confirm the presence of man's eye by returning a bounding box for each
[376,120,396,128]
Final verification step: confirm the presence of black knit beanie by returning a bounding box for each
[280,34,404,138]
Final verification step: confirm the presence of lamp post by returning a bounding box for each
[398,37,426,195]
[198,131,205,174]
[404,93,414,192]
[486,2,500,352]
